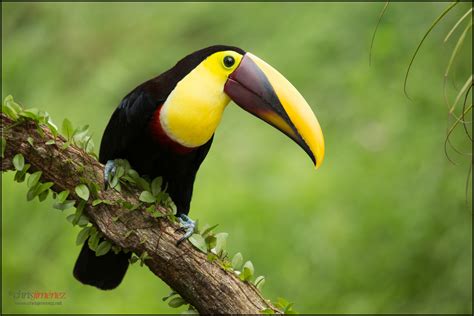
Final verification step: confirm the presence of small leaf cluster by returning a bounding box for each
[139,176,175,218]
[71,181,125,256]
[260,297,297,314]
[106,159,176,218]
[2,95,59,135]
[1,95,96,158]
[68,182,122,257]
[61,118,96,156]
[12,154,54,202]
[129,251,152,267]
[185,223,265,289]
[2,96,59,159]
[162,290,198,314]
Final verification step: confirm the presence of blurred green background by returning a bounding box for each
[1,2,472,314]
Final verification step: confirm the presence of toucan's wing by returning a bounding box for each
[99,86,163,164]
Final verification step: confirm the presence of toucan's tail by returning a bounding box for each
[73,239,131,290]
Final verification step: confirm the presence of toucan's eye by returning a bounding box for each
[223,56,235,68]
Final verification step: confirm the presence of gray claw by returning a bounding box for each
[177,214,196,245]
[104,160,116,189]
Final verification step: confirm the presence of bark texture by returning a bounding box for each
[1,113,278,314]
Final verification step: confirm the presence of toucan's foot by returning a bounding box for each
[176,214,196,245]
[104,160,117,189]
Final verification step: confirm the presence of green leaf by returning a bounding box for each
[12,153,25,171]
[260,308,275,314]
[46,120,59,137]
[139,191,156,203]
[1,136,5,158]
[137,178,151,192]
[6,96,22,112]
[27,136,34,146]
[151,177,163,196]
[26,182,53,201]
[92,199,102,206]
[45,140,55,145]
[88,229,100,251]
[254,275,265,291]
[115,165,125,179]
[37,182,54,194]
[75,184,90,201]
[13,163,30,183]
[139,251,151,266]
[121,175,136,184]
[76,227,91,245]
[2,95,20,120]
[214,232,228,254]
[70,200,86,226]
[168,296,187,308]
[26,183,40,201]
[87,181,100,199]
[128,169,150,191]
[72,124,90,144]
[77,215,90,227]
[127,168,140,180]
[121,200,138,210]
[162,290,178,301]
[14,171,26,183]
[232,252,243,270]
[95,240,112,256]
[205,235,217,250]
[57,190,70,203]
[284,303,295,314]
[53,199,75,211]
[27,171,42,188]
[201,224,219,237]
[66,214,76,223]
[240,260,254,281]
[38,189,49,202]
[129,255,139,264]
[145,205,161,217]
[2,104,19,120]
[61,118,74,140]
[19,108,40,120]
[109,173,119,188]
[189,234,207,253]
[275,297,292,311]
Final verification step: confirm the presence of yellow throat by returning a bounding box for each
[160,51,243,148]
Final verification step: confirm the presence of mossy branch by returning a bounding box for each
[1,112,280,314]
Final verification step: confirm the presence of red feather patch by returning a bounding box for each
[149,105,195,154]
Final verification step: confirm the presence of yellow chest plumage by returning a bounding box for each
[159,53,239,148]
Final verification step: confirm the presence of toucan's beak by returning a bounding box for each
[224,53,325,168]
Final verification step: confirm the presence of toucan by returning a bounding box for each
[73,45,325,290]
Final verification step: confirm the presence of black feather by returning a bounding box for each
[73,239,131,290]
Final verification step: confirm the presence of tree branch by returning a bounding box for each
[1,113,278,314]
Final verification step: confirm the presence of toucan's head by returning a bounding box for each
[159,45,325,168]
